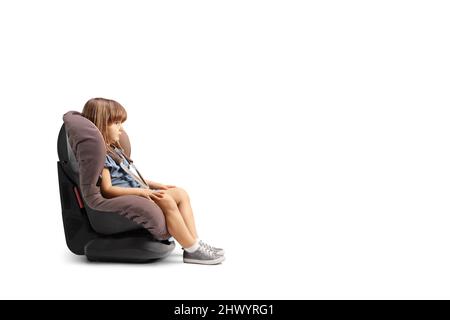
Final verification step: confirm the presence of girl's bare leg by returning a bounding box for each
[162,205,196,248]
[177,198,199,239]
[162,188,199,240]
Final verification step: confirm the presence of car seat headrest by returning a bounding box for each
[63,111,106,188]
[62,111,133,182]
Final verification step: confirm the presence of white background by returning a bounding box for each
[0,0,449,299]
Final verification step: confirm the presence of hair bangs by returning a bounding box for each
[109,100,127,124]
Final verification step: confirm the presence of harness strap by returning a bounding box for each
[115,148,150,189]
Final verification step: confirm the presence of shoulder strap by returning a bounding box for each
[115,148,150,189]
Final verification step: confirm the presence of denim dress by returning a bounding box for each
[104,154,141,188]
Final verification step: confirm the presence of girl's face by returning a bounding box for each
[107,121,123,143]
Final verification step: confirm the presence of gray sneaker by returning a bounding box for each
[200,240,225,256]
[183,245,225,265]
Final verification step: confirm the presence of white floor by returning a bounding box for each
[3,212,450,300]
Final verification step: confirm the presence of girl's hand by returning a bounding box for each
[138,189,156,203]
[148,190,173,209]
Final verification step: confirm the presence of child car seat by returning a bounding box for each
[57,111,175,262]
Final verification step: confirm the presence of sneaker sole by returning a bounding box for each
[183,256,225,265]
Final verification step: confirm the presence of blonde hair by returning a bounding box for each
[82,97,132,164]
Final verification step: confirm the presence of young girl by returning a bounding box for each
[82,97,225,265]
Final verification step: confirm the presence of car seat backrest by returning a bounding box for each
[67,132,79,175]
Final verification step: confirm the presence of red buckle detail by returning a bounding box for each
[73,186,84,209]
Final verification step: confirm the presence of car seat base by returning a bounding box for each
[84,237,175,263]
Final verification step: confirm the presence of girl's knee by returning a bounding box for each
[176,187,190,201]
[159,197,178,212]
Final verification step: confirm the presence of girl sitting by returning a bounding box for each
[82,97,225,265]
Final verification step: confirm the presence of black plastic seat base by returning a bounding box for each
[84,237,175,263]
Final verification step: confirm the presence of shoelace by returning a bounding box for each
[200,241,217,252]
[199,244,217,257]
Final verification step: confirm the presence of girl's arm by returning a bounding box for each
[100,168,146,198]
[145,179,176,190]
